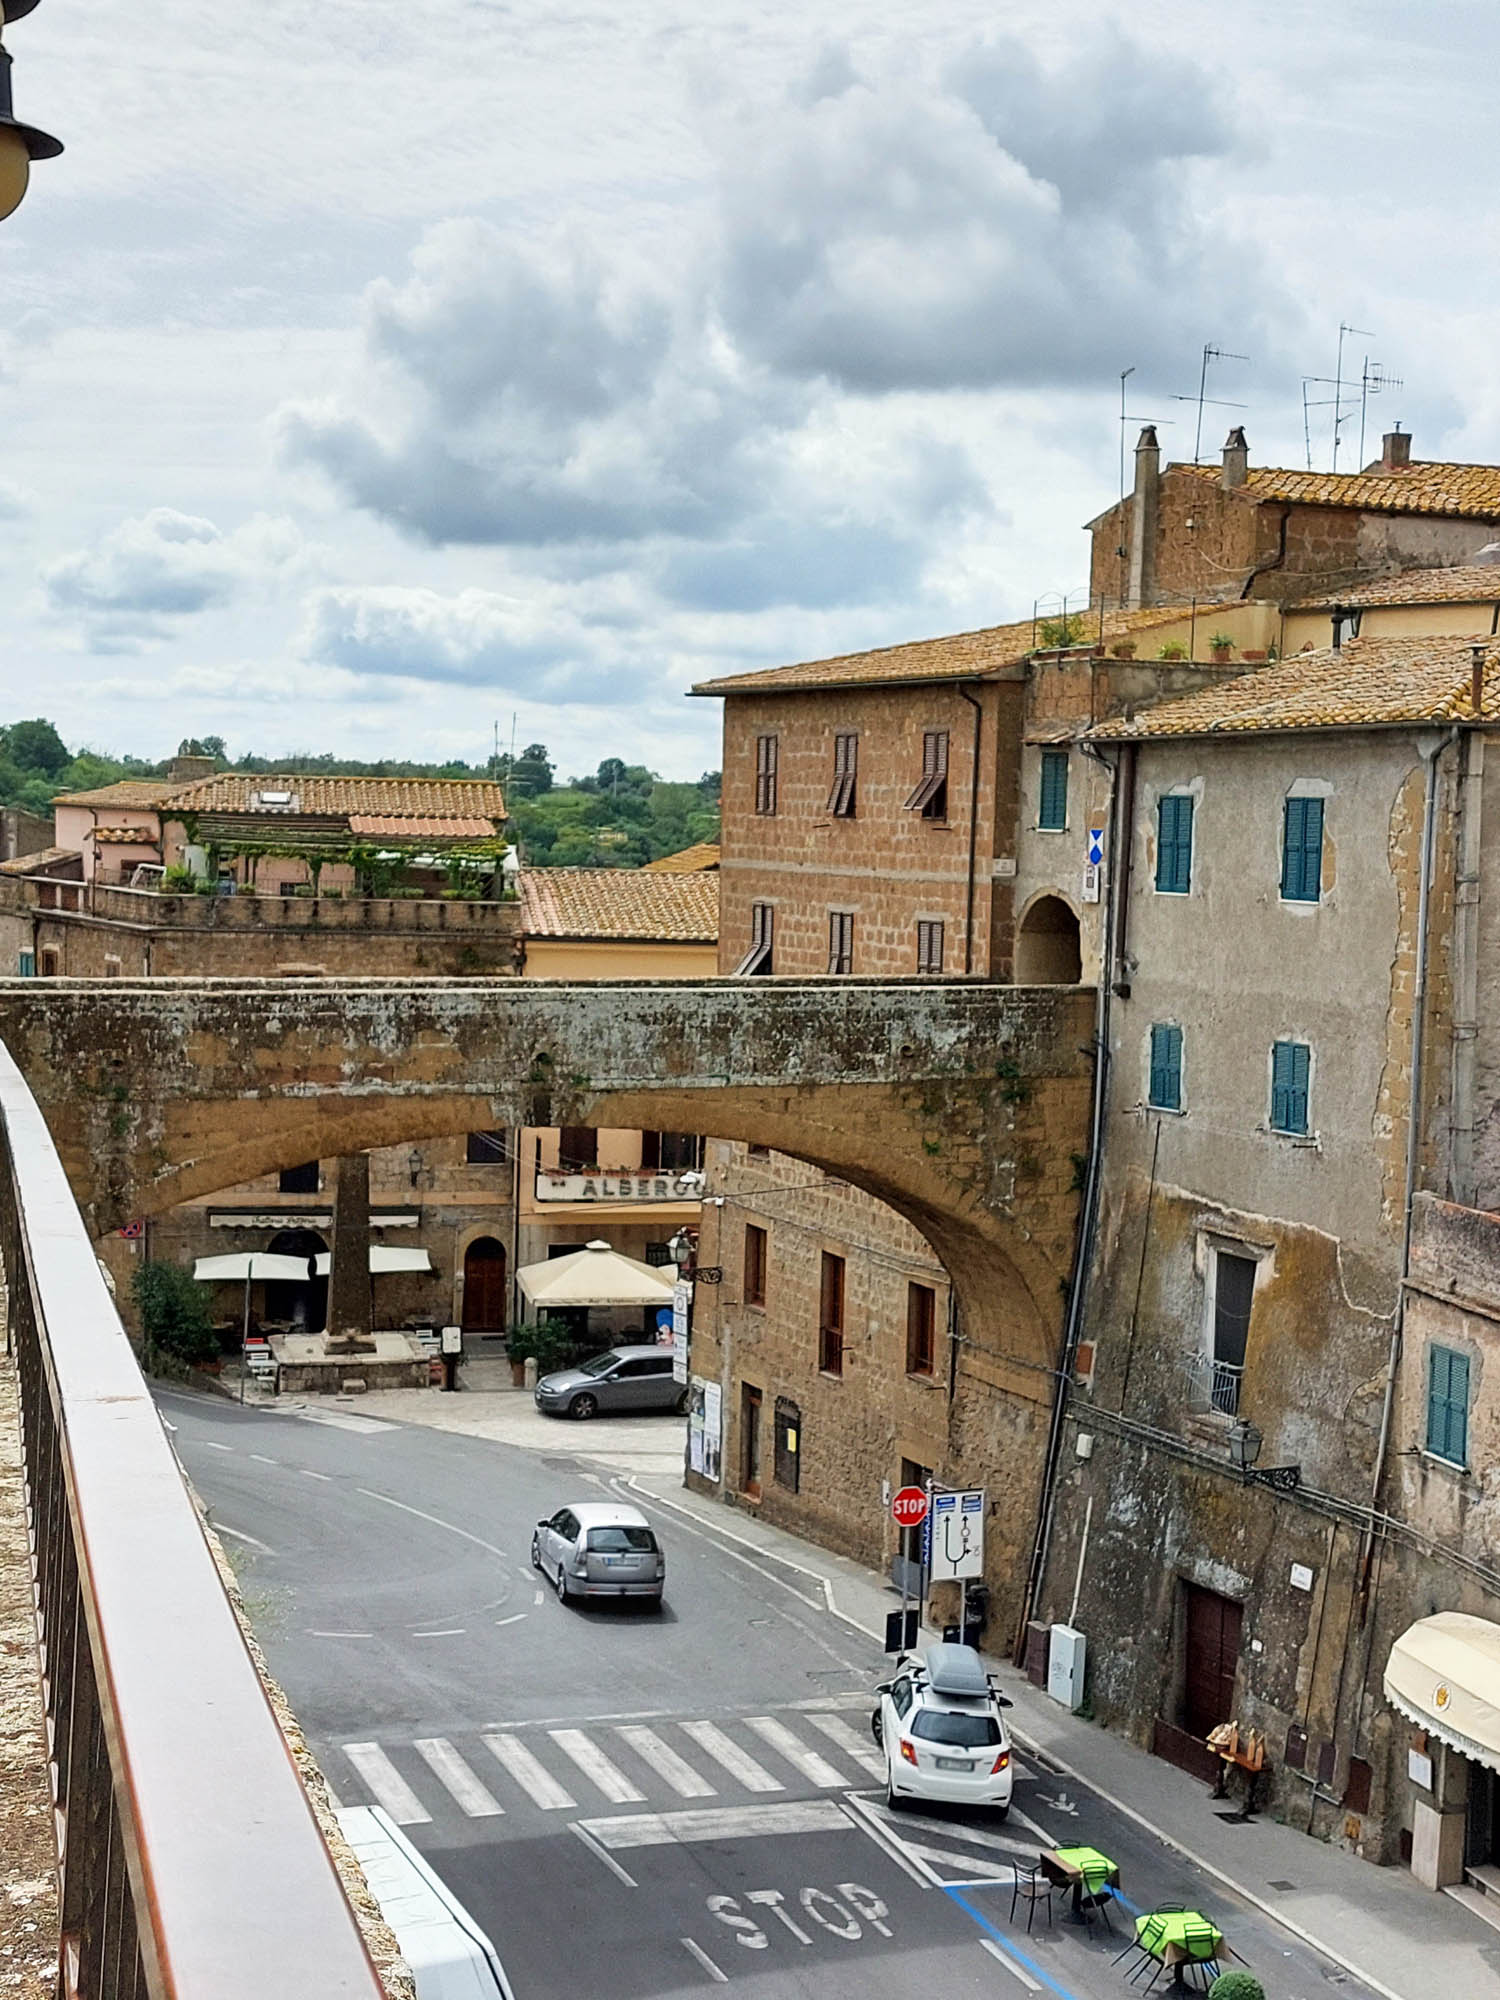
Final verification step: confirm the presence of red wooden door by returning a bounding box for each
[1182,1585,1243,1738]
[462,1239,508,1331]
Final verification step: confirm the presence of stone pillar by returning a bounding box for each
[1127,424,1160,609]
[325,1153,374,1353]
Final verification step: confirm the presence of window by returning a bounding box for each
[774,1397,801,1492]
[828,910,854,975]
[1281,795,1324,903]
[1039,749,1070,831]
[755,734,779,815]
[644,1241,672,1266]
[741,1385,763,1496]
[1148,1024,1183,1112]
[640,1131,702,1172]
[17,951,34,978]
[103,955,122,978]
[916,920,945,974]
[279,1161,320,1194]
[735,902,774,976]
[1426,1345,1470,1467]
[905,730,949,819]
[827,733,858,817]
[1155,793,1194,893]
[558,1127,598,1170]
[1210,1250,1255,1414]
[466,1130,508,1164]
[906,1282,936,1376]
[38,948,59,978]
[1270,1040,1311,1136]
[818,1251,845,1375]
[744,1224,767,1307]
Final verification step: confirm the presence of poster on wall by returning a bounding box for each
[672,1280,693,1384]
[702,1381,722,1483]
[687,1377,707,1474]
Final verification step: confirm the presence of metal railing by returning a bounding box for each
[0,1042,386,1999]
[1184,1352,1243,1417]
[0,872,518,932]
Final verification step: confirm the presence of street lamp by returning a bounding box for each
[1227,1418,1301,1492]
[0,0,63,223]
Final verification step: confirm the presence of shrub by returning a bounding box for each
[1158,640,1188,660]
[132,1259,219,1369]
[1209,632,1235,652]
[1208,1973,1265,2000]
[1038,614,1088,649]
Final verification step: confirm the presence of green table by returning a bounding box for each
[1041,1845,1118,1922]
[1134,1910,1224,1989]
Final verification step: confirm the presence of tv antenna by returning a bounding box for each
[1331,321,1374,470]
[1357,356,1403,466]
[1171,343,1249,463]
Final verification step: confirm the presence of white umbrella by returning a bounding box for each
[516,1239,674,1308]
[193,1252,312,1283]
[314,1247,433,1276]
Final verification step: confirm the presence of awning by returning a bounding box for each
[312,1248,433,1276]
[193,1253,314,1283]
[1384,1612,1500,1772]
[516,1239,675,1309]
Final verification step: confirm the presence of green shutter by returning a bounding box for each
[1156,795,1193,893]
[1271,1040,1310,1134]
[1427,1346,1470,1465]
[1039,750,1069,831]
[1149,1024,1182,1111]
[1281,796,1324,902]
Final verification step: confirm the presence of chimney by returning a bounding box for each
[1221,426,1248,491]
[1382,426,1411,471]
[1472,645,1486,717]
[167,754,216,785]
[1127,425,1160,610]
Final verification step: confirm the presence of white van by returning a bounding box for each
[336,1806,514,2000]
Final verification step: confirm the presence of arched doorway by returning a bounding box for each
[1015,894,1082,984]
[463,1236,509,1332]
[265,1228,327,1332]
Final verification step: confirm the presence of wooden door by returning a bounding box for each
[1182,1585,1243,1738]
[462,1238,508,1331]
[742,1387,763,1497]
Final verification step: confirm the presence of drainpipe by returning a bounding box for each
[1110,742,1137,998]
[956,685,983,974]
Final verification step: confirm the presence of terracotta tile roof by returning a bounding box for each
[91,825,158,844]
[517,869,719,942]
[169,774,507,820]
[1286,562,1500,610]
[52,779,186,808]
[690,605,1194,696]
[346,814,498,839]
[1089,636,1500,741]
[1178,460,1500,521]
[0,846,75,876]
[642,841,721,872]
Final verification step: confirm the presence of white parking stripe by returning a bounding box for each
[980,1938,1042,1991]
[617,1726,716,1799]
[744,1716,845,1788]
[803,1710,885,1778]
[414,1738,503,1817]
[484,1734,576,1811]
[549,1729,645,1803]
[342,1743,431,1826]
[680,1721,784,1793]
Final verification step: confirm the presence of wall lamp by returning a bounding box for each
[0,1,62,223]
[1227,1419,1302,1492]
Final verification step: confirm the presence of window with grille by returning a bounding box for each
[1039,749,1069,831]
[1148,1024,1183,1112]
[904,730,949,819]
[774,1398,801,1491]
[1155,793,1194,894]
[1210,1251,1255,1413]
[644,1241,672,1267]
[279,1161,320,1194]
[828,910,854,975]
[906,1283,936,1376]
[1270,1040,1311,1135]
[558,1126,598,1169]
[819,1251,845,1375]
[466,1130,508,1164]
[1426,1345,1470,1466]
[827,733,858,817]
[744,1223,767,1307]
[1281,795,1324,903]
[917,919,945,974]
[755,734,779,815]
[734,901,774,975]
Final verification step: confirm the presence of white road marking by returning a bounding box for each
[840,1793,934,1887]
[289,1406,395,1435]
[201,1440,233,1452]
[745,1715,845,1788]
[1010,1803,1060,1847]
[300,1468,332,1482]
[549,1729,645,1803]
[680,1939,728,1984]
[570,1820,636,1888]
[581,1801,849,1849]
[214,1523,276,1554]
[484,1734,576,1811]
[617,1726,716,1799]
[161,1419,177,1432]
[804,1711,885,1778]
[680,1721,784,1794]
[356,1487,512,1561]
[980,1937,1042,1991]
[865,1801,1030,1856]
[307,1629,374,1640]
[414,1738,504,1817]
[494,1613,526,1628]
[411,1628,466,1638]
[249,1453,278,1465]
[342,1743,431,1826]
[904,1842,1014,1882]
[532,1589,545,1607]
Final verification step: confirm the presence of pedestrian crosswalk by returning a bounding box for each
[335,1705,888,1828]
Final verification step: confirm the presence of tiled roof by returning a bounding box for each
[1286,563,1500,610]
[91,825,158,844]
[169,774,507,819]
[642,841,721,872]
[1089,637,1500,741]
[1178,460,1500,521]
[691,606,1194,696]
[347,814,498,839]
[52,779,186,808]
[517,869,719,942]
[0,847,75,876]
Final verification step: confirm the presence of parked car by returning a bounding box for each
[871,1643,1013,1815]
[533,1344,687,1420]
[531,1501,666,1604]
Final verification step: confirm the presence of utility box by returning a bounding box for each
[1047,1624,1086,1712]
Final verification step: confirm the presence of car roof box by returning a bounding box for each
[924,1643,990,1698]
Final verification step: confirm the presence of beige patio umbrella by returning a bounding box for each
[515,1239,675,1309]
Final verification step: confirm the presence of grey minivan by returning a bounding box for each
[533,1344,686,1420]
[531,1502,665,1603]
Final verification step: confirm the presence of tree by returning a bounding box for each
[4,718,70,777]
[177,735,227,761]
[132,1260,219,1370]
[498,743,554,798]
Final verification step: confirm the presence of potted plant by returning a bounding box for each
[504,1322,536,1387]
[1208,632,1235,662]
[1110,640,1137,660]
[1157,640,1188,661]
[1240,648,1268,663]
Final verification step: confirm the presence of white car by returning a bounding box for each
[871,1643,1013,1815]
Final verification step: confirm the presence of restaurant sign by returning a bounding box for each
[536,1173,696,1203]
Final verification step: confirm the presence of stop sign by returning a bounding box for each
[891,1485,929,1528]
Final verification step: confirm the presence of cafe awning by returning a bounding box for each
[312,1248,433,1276]
[1384,1612,1500,1772]
[516,1239,675,1309]
[193,1252,310,1283]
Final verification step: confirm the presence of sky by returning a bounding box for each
[1,0,1497,779]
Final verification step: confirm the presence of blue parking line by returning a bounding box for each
[943,1886,1080,2000]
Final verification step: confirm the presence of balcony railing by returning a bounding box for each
[1184,1352,1243,1417]
[0,871,518,934]
[1,1041,386,1999]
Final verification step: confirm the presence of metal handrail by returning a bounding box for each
[0,1041,386,1999]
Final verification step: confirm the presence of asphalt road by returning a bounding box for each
[159,1388,1377,2000]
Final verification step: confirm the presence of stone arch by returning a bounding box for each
[460,1234,509,1333]
[1014,892,1082,984]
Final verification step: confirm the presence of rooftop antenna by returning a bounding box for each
[1331,321,1374,471]
[1357,356,1404,467]
[1171,343,1249,463]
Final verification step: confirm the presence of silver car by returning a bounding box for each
[533,1344,687,1420]
[531,1501,666,1604]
